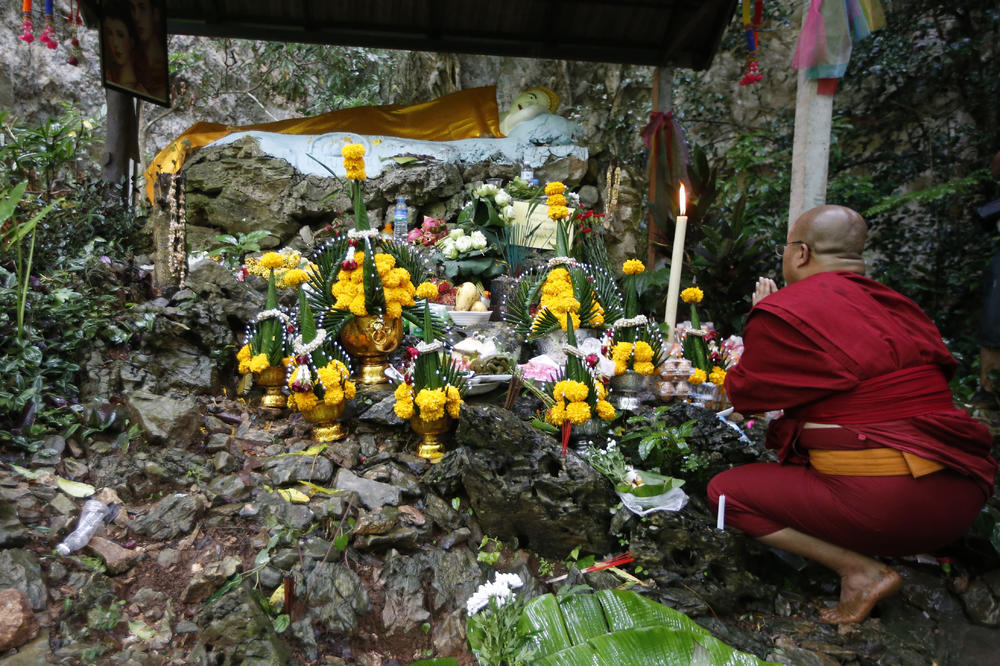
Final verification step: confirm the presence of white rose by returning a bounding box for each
[470,230,488,250]
[448,228,464,239]
[494,190,511,206]
[455,235,474,253]
[501,205,516,222]
[475,184,498,197]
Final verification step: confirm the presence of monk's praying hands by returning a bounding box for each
[752,277,778,306]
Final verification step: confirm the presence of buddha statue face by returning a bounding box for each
[511,89,550,113]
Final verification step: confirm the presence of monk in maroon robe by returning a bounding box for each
[707,205,996,624]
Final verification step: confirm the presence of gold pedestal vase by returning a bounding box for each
[254,365,287,408]
[410,414,453,463]
[302,400,348,442]
[340,314,404,384]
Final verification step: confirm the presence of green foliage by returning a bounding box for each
[619,409,702,478]
[207,230,272,270]
[0,244,146,453]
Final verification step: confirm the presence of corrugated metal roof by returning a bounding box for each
[120,0,739,70]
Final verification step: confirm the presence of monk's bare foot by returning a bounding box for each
[819,566,902,624]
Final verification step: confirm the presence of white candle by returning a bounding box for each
[664,184,688,343]
[716,494,726,530]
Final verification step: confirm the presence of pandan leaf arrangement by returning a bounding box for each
[600,258,666,376]
[284,288,356,412]
[237,258,290,373]
[393,303,467,422]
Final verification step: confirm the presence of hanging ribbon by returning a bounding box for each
[39,0,57,49]
[561,421,571,457]
[739,0,764,85]
[19,0,34,43]
[792,0,886,95]
[66,0,82,65]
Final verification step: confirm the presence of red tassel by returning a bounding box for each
[561,421,571,457]
[583,552,635,573]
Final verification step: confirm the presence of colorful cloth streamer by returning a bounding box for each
[792,0,886,86]
[740,0,764,85]
[19,0,34,43]
[39,0,57,50]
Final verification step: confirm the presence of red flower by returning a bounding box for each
[407,346,420,360]
[586,354,599,368]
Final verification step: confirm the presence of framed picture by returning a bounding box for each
[99,0,170,107]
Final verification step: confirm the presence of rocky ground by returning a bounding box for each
[1,260,998,665]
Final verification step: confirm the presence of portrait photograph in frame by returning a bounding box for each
[99,0,170,107]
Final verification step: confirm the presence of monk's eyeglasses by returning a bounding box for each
[775,241,808,258]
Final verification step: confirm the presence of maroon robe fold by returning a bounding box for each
[708,271,996,555]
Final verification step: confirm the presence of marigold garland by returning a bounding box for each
[342,142,367,180]
[688,367,707,385]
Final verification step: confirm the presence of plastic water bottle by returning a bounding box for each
[56,499,109,555]
[520,163,533,183]
[393,196,408,244]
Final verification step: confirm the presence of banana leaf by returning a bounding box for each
[518,590,777,666]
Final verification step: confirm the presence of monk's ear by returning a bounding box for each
[794,242,811,268]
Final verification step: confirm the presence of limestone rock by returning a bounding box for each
[0,502,30,547]
[306,562,370,634]
[130,493,207,540]
[0,550,46,611]
[436,403,617,559]
[125,391,200,443]
[182,556,243,603]
[0,588,39,652]
[191,583,293,664]
[264,453,334,485]
[334,468,401,510]
[86,536,141,575]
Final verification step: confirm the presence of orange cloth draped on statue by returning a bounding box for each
[143,86,504,203]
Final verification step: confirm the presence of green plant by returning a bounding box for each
[466,573,535,666]
[477,535,503,565]
[620,409,699,477]
[0,182,59,339]
[207,230,272,270]
[87,599,125,632]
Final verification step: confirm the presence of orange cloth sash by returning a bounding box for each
[143,86,503,203]
[808,447,945,477]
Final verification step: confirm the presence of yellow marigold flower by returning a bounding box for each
[238,360,251,374]
[342,143,366,160]
[394,400,414,419]
[346,166,366,181]
[385,302,403,319]
[415,388,447,418]
[249,354,270,374]
[594,381,608,400]
[612,342,633,362]
[546,401,567,426]
[344,381,356,400]
[547,205,571,221]
[325,388,345,405]
[622,259,645,275]
[615,361,628,376]
[317,365,340,391]
[236,344,252,362]
[282,356,294,367]
[564,380,590,403]
[374,253,396,269]
[633,341,654,363]
[282,251,301,267]
[546,193,567,208]
[349,294,368,316]
[633,361,655,375]
[260,252,285,269]
[688,368,707,385]
[709,366,727,386]
[281,268,310,289]
[293,391,319,412]
[596,399,616,421]
[588,312,604,326]
[395,383,413,401]
[565,401,591,425]
[416,282,439,300]
[544,181,566,196]
[446,398,462,419]
[680,287,704,304]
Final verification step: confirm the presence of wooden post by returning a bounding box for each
[788,4,833,227]
[103,90,139,187]
[647,66,674,268]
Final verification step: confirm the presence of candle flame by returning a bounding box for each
[679,184,686,216]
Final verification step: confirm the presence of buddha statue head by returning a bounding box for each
[500,86,562,136]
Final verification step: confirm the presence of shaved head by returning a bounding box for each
[783,205,867,284]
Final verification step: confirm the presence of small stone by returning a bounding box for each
[86,536,141,575]
[0,588,38,652]
[48,493,77,516]
[334,468,401,510]
[157,549,180,568]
